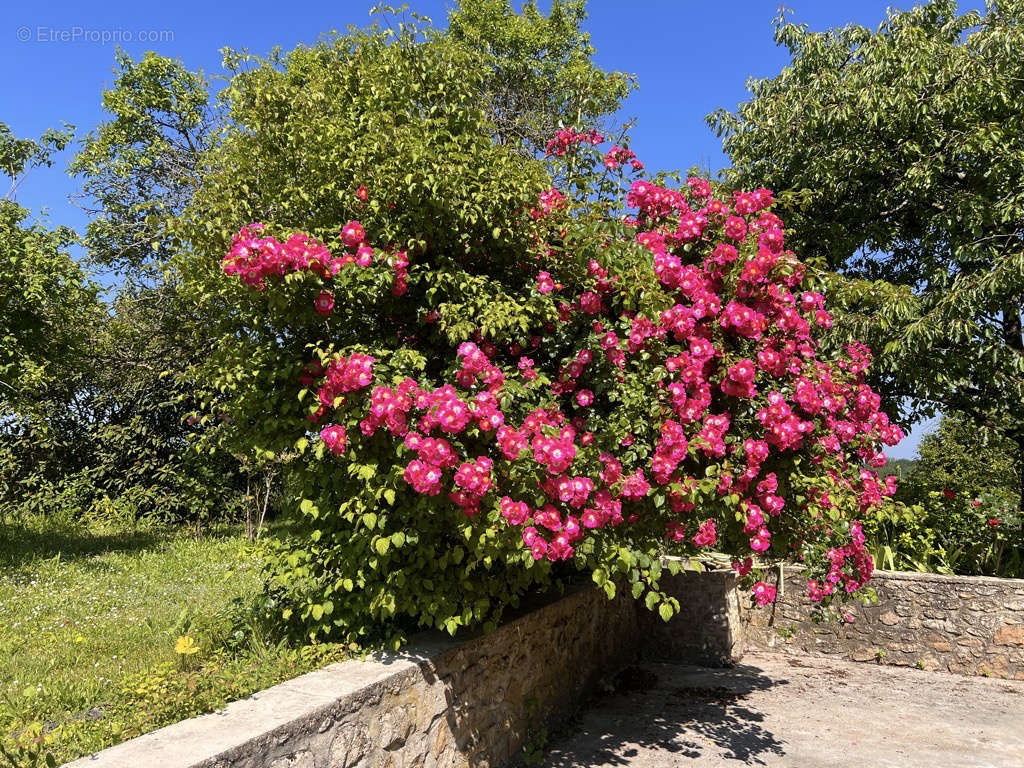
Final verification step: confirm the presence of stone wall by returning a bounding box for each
[67,566,1024,767]
[641,568,744,666]
[740,569,1024,680]
[64,583,646,768]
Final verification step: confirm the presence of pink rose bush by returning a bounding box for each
[216,124,903,640]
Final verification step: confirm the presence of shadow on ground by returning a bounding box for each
[0,522,166,570]
[540,662,788,767]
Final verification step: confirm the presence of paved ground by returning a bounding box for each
[538,653,1024,767]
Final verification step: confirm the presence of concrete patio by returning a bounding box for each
[537,652,1024,767]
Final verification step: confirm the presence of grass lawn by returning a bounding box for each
[0,518,350,766]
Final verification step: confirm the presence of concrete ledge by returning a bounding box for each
[870,568,1024,586]
[65,651,437,768]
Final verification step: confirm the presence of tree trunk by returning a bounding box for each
[1013,436,1024,524]
[1003,304,1023,353]
[1018,447,1024,522]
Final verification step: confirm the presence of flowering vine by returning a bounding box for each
[220,133,904,618]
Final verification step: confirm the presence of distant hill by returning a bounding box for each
[881,458,917,478]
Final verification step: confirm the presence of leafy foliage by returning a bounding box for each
[901,416,1021,510]
[179,16,556,644]
[862,416,1022,576]
[0,112,248,527]
[70,51,211,280]
[0,54,255,528]
[901,416,1021,575]
[710,0,1024,507]
[0,125,106,518]
[444,0,633,153]
[0,121,72,195]
[178,12,904,646]
[3,0,635,531]
[0,123,99,416]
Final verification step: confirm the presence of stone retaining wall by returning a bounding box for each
[740,569,1024,679]
[64,583,651,768]
[64,571,740,768]
[641,569,743,666]
[67,566,1024,767]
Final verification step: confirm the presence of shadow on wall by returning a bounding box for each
[539,662,787,768]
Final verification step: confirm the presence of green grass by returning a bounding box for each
[0,519,351,767]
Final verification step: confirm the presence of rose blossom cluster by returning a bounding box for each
[545,127,603,157]
[224,148,904,608]
[223,214,411,310]
[807,521,875,601]
[531,187,568,219]
[222,225,337,290]
[310,352,376,418]
[604,145,643,172]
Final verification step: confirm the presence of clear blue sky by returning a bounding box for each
[2,0,973,457]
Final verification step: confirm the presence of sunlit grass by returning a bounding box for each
[0,518,350,765]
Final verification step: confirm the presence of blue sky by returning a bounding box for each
[2,0,971,457]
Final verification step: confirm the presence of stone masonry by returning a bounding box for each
[64,583,645,768]
[641,569,744,666]
[64,567,1024,767]
[740,568,1024,679]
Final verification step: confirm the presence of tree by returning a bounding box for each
[0,121,97,413]
[444,0,633,153]
[896,416,1022,575]
[709,0,1024,509]
[64,53,256,527]
[71,4,629,282]
[0,124,104,517]
[71,51,211,282]
[902,415,1020,505]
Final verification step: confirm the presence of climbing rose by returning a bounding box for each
[341,221,365,248]
[752,581,777,606]
[314,290,335,316]
[221,135,903,614]
[320,424,347,455]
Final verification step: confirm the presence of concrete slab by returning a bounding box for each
[538,653,1024,768]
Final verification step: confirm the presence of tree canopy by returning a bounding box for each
[445,0,633,153]
[710,0,1024,507]
[0,123,100,417]
[71,51,211,282]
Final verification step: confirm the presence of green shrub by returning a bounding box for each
[863,416,1023,576]
[177,9,907,647]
